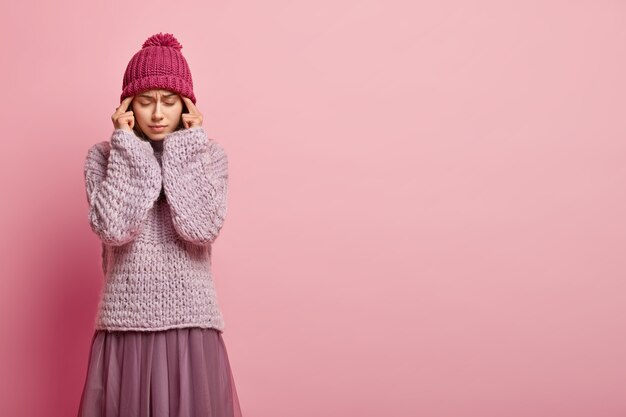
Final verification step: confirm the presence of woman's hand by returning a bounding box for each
[180,96,203,129]
[112,96,135,132]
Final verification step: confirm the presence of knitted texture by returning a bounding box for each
[120,32,196,105]
[83,127,228,331]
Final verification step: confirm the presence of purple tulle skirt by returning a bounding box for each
[77,327,243,417]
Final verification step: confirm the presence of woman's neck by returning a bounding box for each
[149,139,164,152]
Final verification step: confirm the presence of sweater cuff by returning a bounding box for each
[163,127,209,158]
[111,128,154,154]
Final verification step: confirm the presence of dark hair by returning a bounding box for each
[132,99,189,141]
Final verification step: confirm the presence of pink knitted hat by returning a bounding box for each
[120,32,196,104]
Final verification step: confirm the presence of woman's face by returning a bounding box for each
[131,89,184,140]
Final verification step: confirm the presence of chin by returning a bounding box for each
[144,130,167,140]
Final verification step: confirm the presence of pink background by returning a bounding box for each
[1,1,626,416]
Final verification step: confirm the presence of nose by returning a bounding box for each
[152,102,164,120]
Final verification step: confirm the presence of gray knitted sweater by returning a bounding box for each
[83,127,228,332]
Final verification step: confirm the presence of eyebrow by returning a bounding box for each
[138,93,178,99]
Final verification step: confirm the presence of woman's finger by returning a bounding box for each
[116,96,134,114]
[181,96,199,114]
[181,113,202,129]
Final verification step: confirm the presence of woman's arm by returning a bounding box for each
[83,129,162,246]
[162,127,229,245]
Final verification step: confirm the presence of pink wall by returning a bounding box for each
[1,1,626,416]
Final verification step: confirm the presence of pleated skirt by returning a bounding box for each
[77,326,243,417]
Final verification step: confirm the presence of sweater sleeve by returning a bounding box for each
[162,127,229,245]
[83,129,162,246]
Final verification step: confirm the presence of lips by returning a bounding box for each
[149,125,167,131]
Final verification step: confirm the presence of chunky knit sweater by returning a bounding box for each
[83,126,228,332]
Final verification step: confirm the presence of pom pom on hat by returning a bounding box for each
[142,32,183,50]
[120,32,196,104]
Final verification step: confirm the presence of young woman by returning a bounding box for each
[76,32,243,417]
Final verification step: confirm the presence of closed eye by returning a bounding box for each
[140,102,176,106]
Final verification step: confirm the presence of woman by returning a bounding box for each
[77,32,243,417]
